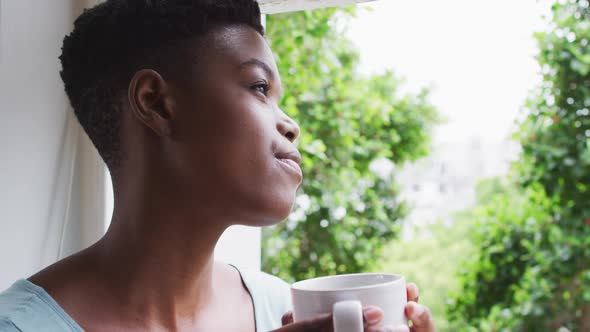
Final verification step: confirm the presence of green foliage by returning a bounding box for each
[261,8,439,282]
[448,182,561,331]
[449,1,590,330]
[517,0,590,220]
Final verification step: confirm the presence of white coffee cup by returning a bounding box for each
[291,273,408,332]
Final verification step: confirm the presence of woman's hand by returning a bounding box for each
[275,283,436,332]
[274,306,386,332]
[404,282,436,332]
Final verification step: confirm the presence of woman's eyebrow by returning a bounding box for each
[239,58,274,78]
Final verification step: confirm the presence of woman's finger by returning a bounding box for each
[282,311,294,326]
[276,306,385,331]
[405,302,435,332]
[363,305,385,328]
[406,283,420,303]
[366,324,409,332]
[273,313,332,332]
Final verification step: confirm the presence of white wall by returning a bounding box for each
[0,0,89,289]
[215,226,261,270]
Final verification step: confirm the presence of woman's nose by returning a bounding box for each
[277,111,301,143]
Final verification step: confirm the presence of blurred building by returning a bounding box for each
[396,137,520,236]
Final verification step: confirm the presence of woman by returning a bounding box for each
[0,1,435,331]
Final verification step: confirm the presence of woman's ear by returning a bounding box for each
[128,69,175,136]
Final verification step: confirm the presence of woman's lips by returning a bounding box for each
[277,158,303,180]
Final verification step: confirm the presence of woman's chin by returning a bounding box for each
[237,189,297,226]
[262,208,295,226]
[251,201,296,227]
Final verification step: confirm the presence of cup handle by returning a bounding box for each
[332,300,363,332]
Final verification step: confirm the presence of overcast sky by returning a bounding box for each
[347,0,551,143]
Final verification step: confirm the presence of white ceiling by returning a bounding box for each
[258,0,376,14]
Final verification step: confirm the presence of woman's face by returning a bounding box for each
[169,25,302,226]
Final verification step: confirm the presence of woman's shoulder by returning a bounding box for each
[0,279,82,332]
[239,268,291,293]
[231,266,293,331]
[0,279,40,322]
[235,266,292,307]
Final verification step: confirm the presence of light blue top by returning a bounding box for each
[0,267,292,332]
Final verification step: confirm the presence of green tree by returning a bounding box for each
[261,8,439,282]
[448,183,560,331]
[449,1,590,330]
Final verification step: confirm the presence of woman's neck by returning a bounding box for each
[89,181,232,329]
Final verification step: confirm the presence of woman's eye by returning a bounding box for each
[251,82,270,96]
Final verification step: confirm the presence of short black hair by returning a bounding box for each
[60,0,264,169]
